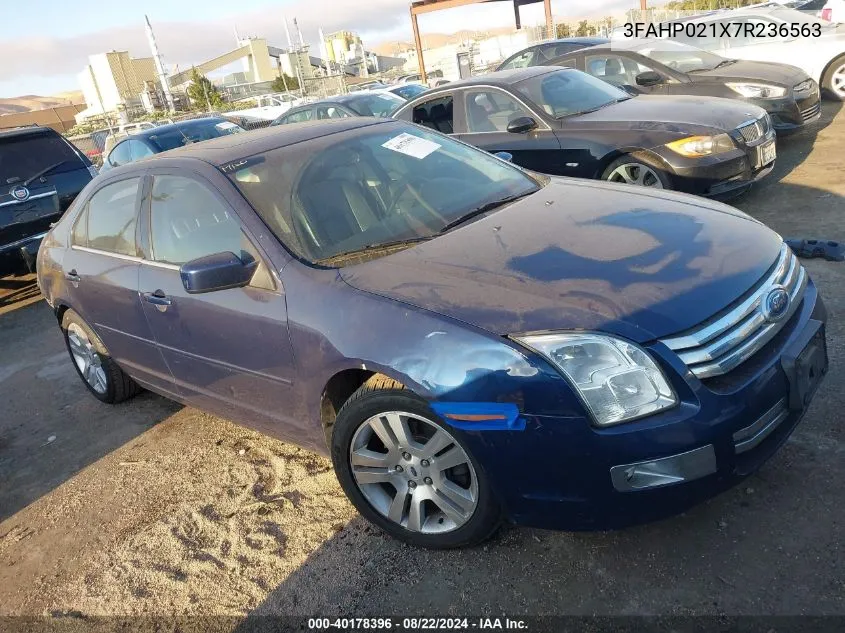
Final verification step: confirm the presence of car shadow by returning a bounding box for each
[0,300,181,522]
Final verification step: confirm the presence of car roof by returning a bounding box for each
[424,65,560,91]
[130,117,228,139]
[0,125,55,139]
[141,117,392,166]
[540,36,610,45]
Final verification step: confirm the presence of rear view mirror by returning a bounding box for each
[179,251,258,294]
[494,151,513,162]
[506,117,537,134]
[635,71,664,87]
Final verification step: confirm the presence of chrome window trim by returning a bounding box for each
[0,189,57,208]
[458,85,552,133]
[661,244,807,379]
[70,245,180,270]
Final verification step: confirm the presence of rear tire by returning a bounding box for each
[821,55,845,101]
[331,376,501,548]
[61,309,141,404]
[601,154,672,189]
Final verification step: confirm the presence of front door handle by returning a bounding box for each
[65,269,80,283]
[142,290,172,307]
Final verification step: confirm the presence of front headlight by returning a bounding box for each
[515,332,678,426]
[726,82,787,99]
[665,133,735,157]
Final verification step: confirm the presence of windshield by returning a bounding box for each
[0,132,86,183]
[630,40,726,72]
[226,122,540,264]
[342,93,406,117]
[147,120,244,152]
[516,69,629,118]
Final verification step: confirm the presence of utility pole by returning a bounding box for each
[145,15,175,113]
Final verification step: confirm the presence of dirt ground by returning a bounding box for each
[1,103,844,623]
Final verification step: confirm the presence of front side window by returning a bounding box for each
[225,122,541,264]
[107,141,132,167]
[128,140,155,162]
[584,55,632,87]
[516,69,628,118]
[465,89,533,133]
[500,49,535,70]
[316,105,350,120]
[631,41,724,73]
[412,96,454,134]
[277,108,314,125]
[78,178,140,256]
[342,93,405,117]
[149,175,254,267]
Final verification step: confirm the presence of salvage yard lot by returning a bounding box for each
[1,103,844,619]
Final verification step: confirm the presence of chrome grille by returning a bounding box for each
[800,102,821,122]
[736,118,763,143]
[661,244,806,379]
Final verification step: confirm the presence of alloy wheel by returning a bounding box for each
[832,63,845,98]
[67,323,108,394]
[349,411,478,534]
[606,162,664,188]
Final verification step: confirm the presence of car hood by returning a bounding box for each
[686,60,809,86]
[570,95,766,131]
[341,178,783,342]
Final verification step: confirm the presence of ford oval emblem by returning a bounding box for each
[10,185,30,202]
[762,286,790,323]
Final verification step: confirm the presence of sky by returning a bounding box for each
[0,0,634,99]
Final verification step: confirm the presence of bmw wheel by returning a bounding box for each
[61,309,141,404]
[331,375,501,548]
[602,155,671,189]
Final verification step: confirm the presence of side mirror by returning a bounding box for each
[635,71,664,87]
[506,116,538,134]
[494,151,513,162]
[179,251,258,294]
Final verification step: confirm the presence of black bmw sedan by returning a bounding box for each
[393,66,776,199]
[546,40,821,134]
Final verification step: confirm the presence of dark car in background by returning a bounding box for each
[269,91,406,125]
[496,37,610,71]
[393,66,776,198]
[547,40,821,134]
[37,119,827,548]
[100,117,244,172]
[1,126,96,274]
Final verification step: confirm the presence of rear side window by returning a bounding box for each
[278,109,314,125]
[74,178,140,256]
[412,96,453,134]
[0,131,86,183]
[108,141,132,167]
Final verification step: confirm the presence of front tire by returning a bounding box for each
[601,155,672,189]
[822,55,845,101]
[331,376,501,548]
[61,309,140,404]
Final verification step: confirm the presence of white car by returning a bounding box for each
[661,6,845,99]
[224,93,308,122]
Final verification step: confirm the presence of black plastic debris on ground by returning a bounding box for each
[785,238,845,262]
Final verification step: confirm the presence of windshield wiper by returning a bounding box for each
[23,160,70,186]
[714,59,738,69]
[316,236,432,264]
[436,192,530,234]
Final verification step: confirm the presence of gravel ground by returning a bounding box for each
[0,102,844,622]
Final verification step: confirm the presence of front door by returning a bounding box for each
[62,176,176,395]
[137,172,298,437]
[455,87,565,174]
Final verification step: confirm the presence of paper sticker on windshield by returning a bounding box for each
[382,133,440,159]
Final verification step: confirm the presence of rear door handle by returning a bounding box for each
[65,269,80,283]
[142,291,172,306]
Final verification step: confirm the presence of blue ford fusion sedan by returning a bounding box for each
[36,118,828,548]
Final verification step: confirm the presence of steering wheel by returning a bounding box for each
[383,174,446,225]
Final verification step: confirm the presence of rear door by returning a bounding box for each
[455,87,564,174]
[62,175,176,395]
[137,169,299,436]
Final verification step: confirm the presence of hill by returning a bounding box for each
[0,91,84,116]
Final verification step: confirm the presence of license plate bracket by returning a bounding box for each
[758,140,776,167]
[780,319,827,411]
